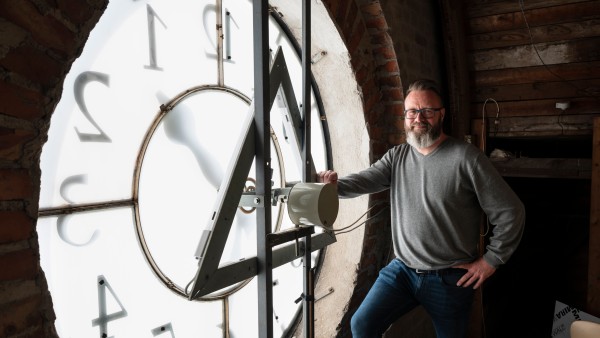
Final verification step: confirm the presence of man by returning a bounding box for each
[317,79,525,337]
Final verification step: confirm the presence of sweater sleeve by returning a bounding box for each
[471,151,526,268]
[336,147,396,198]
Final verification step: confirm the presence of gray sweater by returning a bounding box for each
[337,137,526,270]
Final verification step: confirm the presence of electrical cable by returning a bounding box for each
[315,200,390,235]
[332,205,390,235]
[482,98,499,152]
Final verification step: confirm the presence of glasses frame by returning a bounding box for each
[403,107,443,120]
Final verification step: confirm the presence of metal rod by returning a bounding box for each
[254,1,273,337]
[302,1,314,337]
[267,226,314,247]
[216,0,224,86]
[302,1,312,183]
[38,199,134,217]
[303,231,315,338]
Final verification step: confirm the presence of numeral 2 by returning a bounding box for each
[74,71,112,143]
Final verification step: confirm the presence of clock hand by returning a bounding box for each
[157,91,253,264]
[156,91,223,190]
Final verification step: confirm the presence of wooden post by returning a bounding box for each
[588,117,600,316]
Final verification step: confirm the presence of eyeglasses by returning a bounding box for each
[403,108,443,119]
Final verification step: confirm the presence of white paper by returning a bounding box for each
[552,300,600,338]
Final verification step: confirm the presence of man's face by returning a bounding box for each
[404,90,445,149]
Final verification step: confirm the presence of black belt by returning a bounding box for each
[413,267,455,275]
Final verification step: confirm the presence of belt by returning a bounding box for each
[413,267,454,275]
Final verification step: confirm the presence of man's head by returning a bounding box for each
[403,79,446,149]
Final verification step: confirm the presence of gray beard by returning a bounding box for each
[406,120,442,149]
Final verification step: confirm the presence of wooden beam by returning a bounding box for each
[472,115,599,138]
[467,1,600,34]
[473,79,600,102]
[491,157,592,179]
[473,61,600,87]
[469,19,600,50]
[465,0,590,18]
[588,117,600,315]
[471,37,600,71]
[440,0,471,141]
[472,98,600,118]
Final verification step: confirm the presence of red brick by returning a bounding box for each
[0,295,43,337]
[0,0,77,56]
[374,45,397,60]
[379,75,401,87]
[0,169,33,200]
[365,16,388,31]
[0,249,37,281]
[0,211,34,244]
[360,2,383,17]
[0,127,37,161]
[370,31,393,46]
[381,87,403,101]
[1,45,63,87]
[57,0,107,27]
[378,60,399,74]
[354,65,370,85]
[0,82,45,121]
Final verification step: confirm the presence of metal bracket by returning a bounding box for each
[239,193,265,208]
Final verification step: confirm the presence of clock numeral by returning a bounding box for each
[57,174,98,246]
[74,72,112,142]
[92,275,128,338]
[57,214,98,247]
[202,3,235,64]
[59,173,84,204]
[151,323,176,337]
[144,4,167,71]
[224,9,235,60]
[202,4,218,60]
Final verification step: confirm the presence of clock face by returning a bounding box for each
[38,0,331,337]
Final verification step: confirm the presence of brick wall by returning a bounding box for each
[0,1,107,337]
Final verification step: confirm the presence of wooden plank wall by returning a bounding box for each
[440,0,600,326]
[590,117,600,314]
[463,0,600,138]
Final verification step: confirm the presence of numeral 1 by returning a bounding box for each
[144,4,167,71]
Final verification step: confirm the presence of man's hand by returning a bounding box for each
[317,170,338,184]
[453,257,496,289]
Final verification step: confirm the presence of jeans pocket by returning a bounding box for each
[441,268,468,287]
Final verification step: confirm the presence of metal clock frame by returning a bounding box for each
[185,2,333,337]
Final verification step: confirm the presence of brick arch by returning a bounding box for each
[321,0,404,159]
[0,1,401,337]
[320,1,399,336]
[0,1,108,336]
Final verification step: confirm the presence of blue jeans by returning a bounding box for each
[350,259,475,338]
